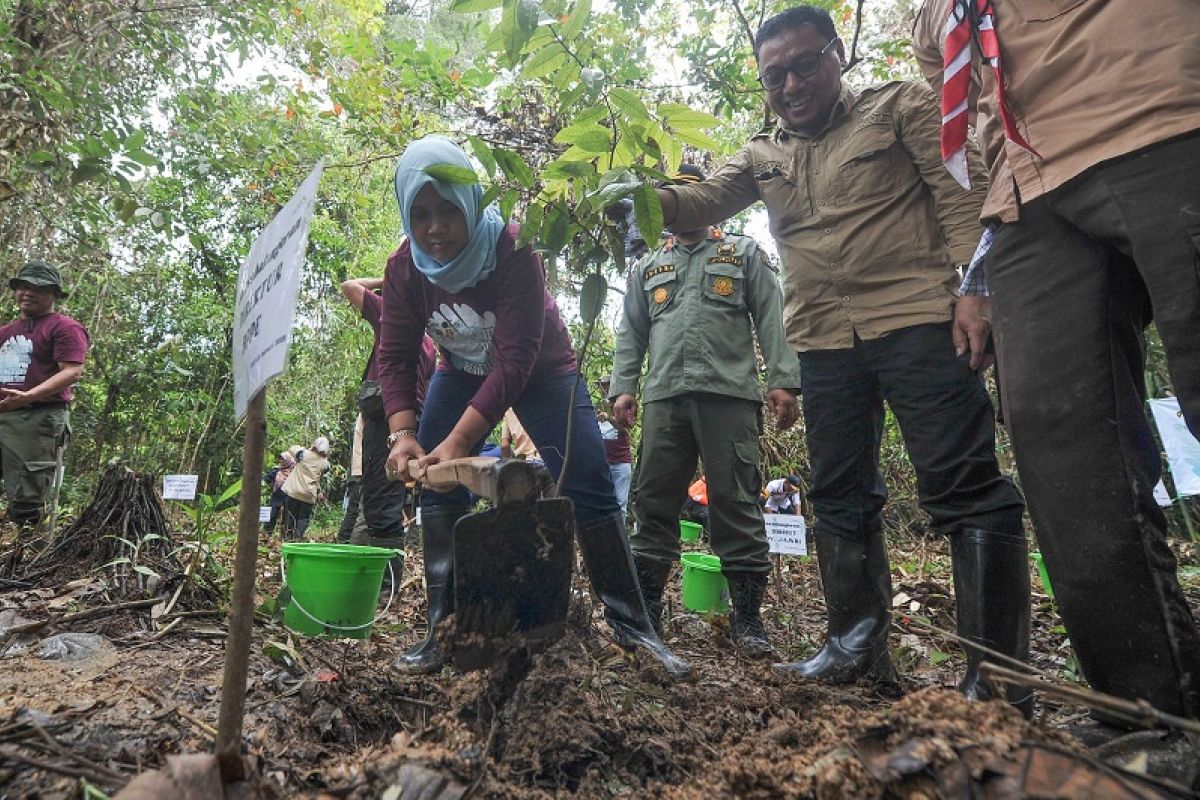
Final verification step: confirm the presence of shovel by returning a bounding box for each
[405,457,575,671]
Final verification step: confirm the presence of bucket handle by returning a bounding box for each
[279,556,397,633]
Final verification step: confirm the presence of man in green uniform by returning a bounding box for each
[610,165,800,656]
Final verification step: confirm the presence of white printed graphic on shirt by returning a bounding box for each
[598,420,619,441]
[0,335,33,385]
[426,303,496,376]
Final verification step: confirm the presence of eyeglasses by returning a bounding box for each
[757,38,837,91]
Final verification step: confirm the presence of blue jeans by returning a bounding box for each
[609,462,632,516]
[417,370,618,523]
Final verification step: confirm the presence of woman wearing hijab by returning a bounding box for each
[378,135,688,678]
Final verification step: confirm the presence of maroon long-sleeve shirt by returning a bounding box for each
[377,225,577,425]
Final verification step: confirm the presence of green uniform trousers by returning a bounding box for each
[0,404,68,523]
[631,393,769,573]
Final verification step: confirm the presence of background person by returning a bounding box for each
[0,262,88,529]
[594,375,632,518]
[610,165,800,657]
[764,474,802,516]
[280,435,331,540]
[263,450,295,535]
[377,135,688,678]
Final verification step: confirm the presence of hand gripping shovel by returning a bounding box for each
[407,457,574,671]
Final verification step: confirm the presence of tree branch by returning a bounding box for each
[842,0,868,74]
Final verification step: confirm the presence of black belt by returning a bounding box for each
[28,402,68,411]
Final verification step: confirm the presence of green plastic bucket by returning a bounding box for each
[281,543,399,639]
[681,553,729,613]
[1029,551,1054,598]
[679,520,703,543]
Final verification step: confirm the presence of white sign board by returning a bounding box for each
[765,513,807,556]
[162,474,199,501]
[232,160,325,420]
[1150,397,1200,498]
[259,506,273,523]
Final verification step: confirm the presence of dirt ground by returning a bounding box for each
[2,522,1199,799]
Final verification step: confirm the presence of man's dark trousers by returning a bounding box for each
[631,393,769,573]
[988,132,1200,719]
[798,322,1025,544]
[357,403,406,539]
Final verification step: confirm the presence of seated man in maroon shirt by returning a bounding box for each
[0,262,89,527]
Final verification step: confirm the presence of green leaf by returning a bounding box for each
[559,0,591,40]
[592,170,641,207]
[493,148,535,188]
[632,182,663,247]
[658,102,720,131]
[450,0,503,10]
[424,163,479,185]
[125,128,147,150]
[467,136,497,177]
[542,204,571,251]
[217,477,243,506]
[133,565,161,579]
[499,187,521,222]
[522,43,568,79]
[543,158,595,180]
[71,163,106,185]
[671,128,720,151]
[480,184,502,209]
[608,87,649,122]
[518,201,544,248]
[26,150,54,165]
[553,120,609,147]
[579,272,607,323]
[498,0,537,64]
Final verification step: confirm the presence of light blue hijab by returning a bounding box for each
[394,135,505,293]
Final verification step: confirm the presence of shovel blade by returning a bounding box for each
[451,496,574,671]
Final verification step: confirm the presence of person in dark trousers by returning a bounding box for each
[340,277,436,583]
[913,0,1200,733]
[263,450,295,535]
[611,166,800,657]
[0,262,88,529]
[653,7,1030,714]
[377,135,689,678]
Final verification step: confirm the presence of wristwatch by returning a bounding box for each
[386,429,417,448]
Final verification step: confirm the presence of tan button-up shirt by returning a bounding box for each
[911,0,1200,223]
[669,81,987,351]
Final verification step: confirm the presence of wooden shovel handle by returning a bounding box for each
[406,456,498,495]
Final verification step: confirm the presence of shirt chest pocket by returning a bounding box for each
[644,271,678,318]
[1008,0,1091,21]
[830,124,909,204]
[702,263,745,309]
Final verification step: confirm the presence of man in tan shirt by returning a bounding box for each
[657,5,1028,712]
[913,0,1200,726]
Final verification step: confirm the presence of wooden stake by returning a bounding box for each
[215,389,266,781]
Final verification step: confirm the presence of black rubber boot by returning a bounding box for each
[951,528,1034,718]
[725,570,773,658]
[392,505,466,675]
[775,528,897,683]
[633,554,672,637]
[577,514,692,679]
